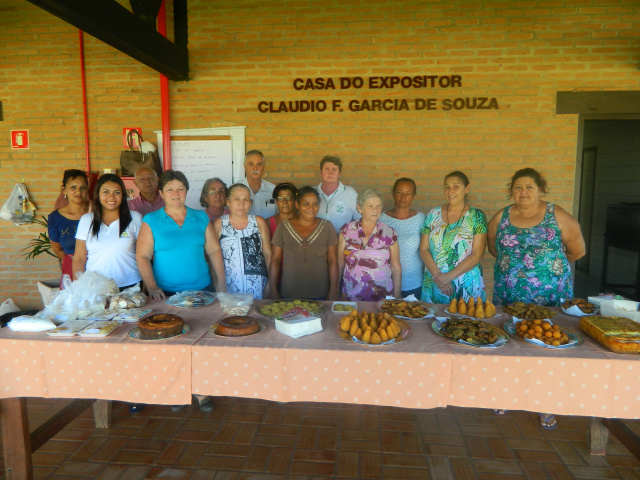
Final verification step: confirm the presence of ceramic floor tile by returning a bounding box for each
[1,399,640,480]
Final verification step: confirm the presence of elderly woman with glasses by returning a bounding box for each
[200,177,230,223]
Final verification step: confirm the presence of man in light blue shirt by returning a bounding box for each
[239,150,277,219]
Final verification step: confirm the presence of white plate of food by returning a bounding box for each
[377,299,436,320]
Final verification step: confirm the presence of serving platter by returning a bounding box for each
[504,320,583,349]
[331,302,357,314]
[165,291,216,308]
[431,317,508,348]
[77,320,122,338]
[335,317,411,346]
[208,319,266,338]
[257,299,325,319]
[376,299,436,320]
[444,309,502,319]
[128,324,191,341]
[560,298,599,317]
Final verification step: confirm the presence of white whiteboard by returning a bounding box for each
[156,127,246,211]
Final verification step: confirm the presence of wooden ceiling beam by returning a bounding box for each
[26,0,189,81]
[557,91,640,114]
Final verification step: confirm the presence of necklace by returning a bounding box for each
[446,204,467,225]
[319,184,340,214]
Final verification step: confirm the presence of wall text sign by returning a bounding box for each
[257,75,499,113]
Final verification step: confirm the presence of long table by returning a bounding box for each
[1,301,640,478]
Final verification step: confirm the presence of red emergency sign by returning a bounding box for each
[11,130,29,149]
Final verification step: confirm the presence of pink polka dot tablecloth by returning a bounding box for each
[2,301,640,418]
[192,302,452,408]
[446,313,640,418]
[0,303,214,405]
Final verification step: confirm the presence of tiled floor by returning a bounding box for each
[1,397,640,479]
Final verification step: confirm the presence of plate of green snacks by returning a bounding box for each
[257,299,325,319]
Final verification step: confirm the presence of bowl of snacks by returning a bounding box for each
[504,318,582,349]
[336,310,410,345]
[331,302,357,314]
[377,299,436,320]
[258,299,325,319]
[432,317,508,348]
[502,302,556,321]
[561,298,599,317]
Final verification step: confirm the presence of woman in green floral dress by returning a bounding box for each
[487,167,585,306]
[419,171,487,304]
[486,168,585,430]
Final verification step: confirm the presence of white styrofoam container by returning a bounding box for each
[331,302,357,315]
[600,300,640,322]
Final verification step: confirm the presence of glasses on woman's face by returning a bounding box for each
[208,189,226,196]
[276,196,293,203]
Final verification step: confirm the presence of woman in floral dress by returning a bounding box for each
[338,189,402,301]
[420,171,487,304]
[487,167,585,307]
[487,167,585,429]
[212,183,272,299]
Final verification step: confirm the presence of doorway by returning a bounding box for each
[575,119,640,295]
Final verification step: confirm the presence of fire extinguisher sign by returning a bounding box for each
[11,130,29,150]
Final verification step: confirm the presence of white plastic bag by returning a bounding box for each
[37,280,60,307]
[0,183,36,225]
[0,298,20,316]
[8,315,56,332]
[41,271,119,321]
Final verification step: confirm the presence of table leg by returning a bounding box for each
[601,418,640,460]
[0,398,33,480]
[92,400,112,428]
[589,417,609,455]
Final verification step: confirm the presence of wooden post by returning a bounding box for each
[589,417,609,455]
[1,398,33,480]
[602,418,640,460]
[92,400,112,428]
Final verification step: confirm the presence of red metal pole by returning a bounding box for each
[78,30,91,172]
[158,0,171,170]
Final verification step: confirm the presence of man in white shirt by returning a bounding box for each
[239,150,277,219]
[128,167,165,216]
[315,155,361,232]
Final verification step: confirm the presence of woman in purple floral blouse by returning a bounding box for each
[338,189,402,301]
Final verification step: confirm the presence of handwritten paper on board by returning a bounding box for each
[169,136,233,210]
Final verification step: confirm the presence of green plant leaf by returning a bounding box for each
[21,215,57,261]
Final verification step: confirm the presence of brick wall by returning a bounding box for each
[1,0,639,308]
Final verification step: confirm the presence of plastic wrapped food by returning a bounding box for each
[216,292,253,316]
[40,271,118,322]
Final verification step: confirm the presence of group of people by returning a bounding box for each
[48,153,585,426]
[49,153,586,309]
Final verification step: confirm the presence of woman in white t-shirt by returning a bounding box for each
[379,178,426,298]
[73,174,142,289]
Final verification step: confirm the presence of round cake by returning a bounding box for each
[138,314,184,340]
[215,316,260,337]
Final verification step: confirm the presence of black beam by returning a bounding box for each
[129,0,163,28]
[174,0,188,51]
[26,0,189,81]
